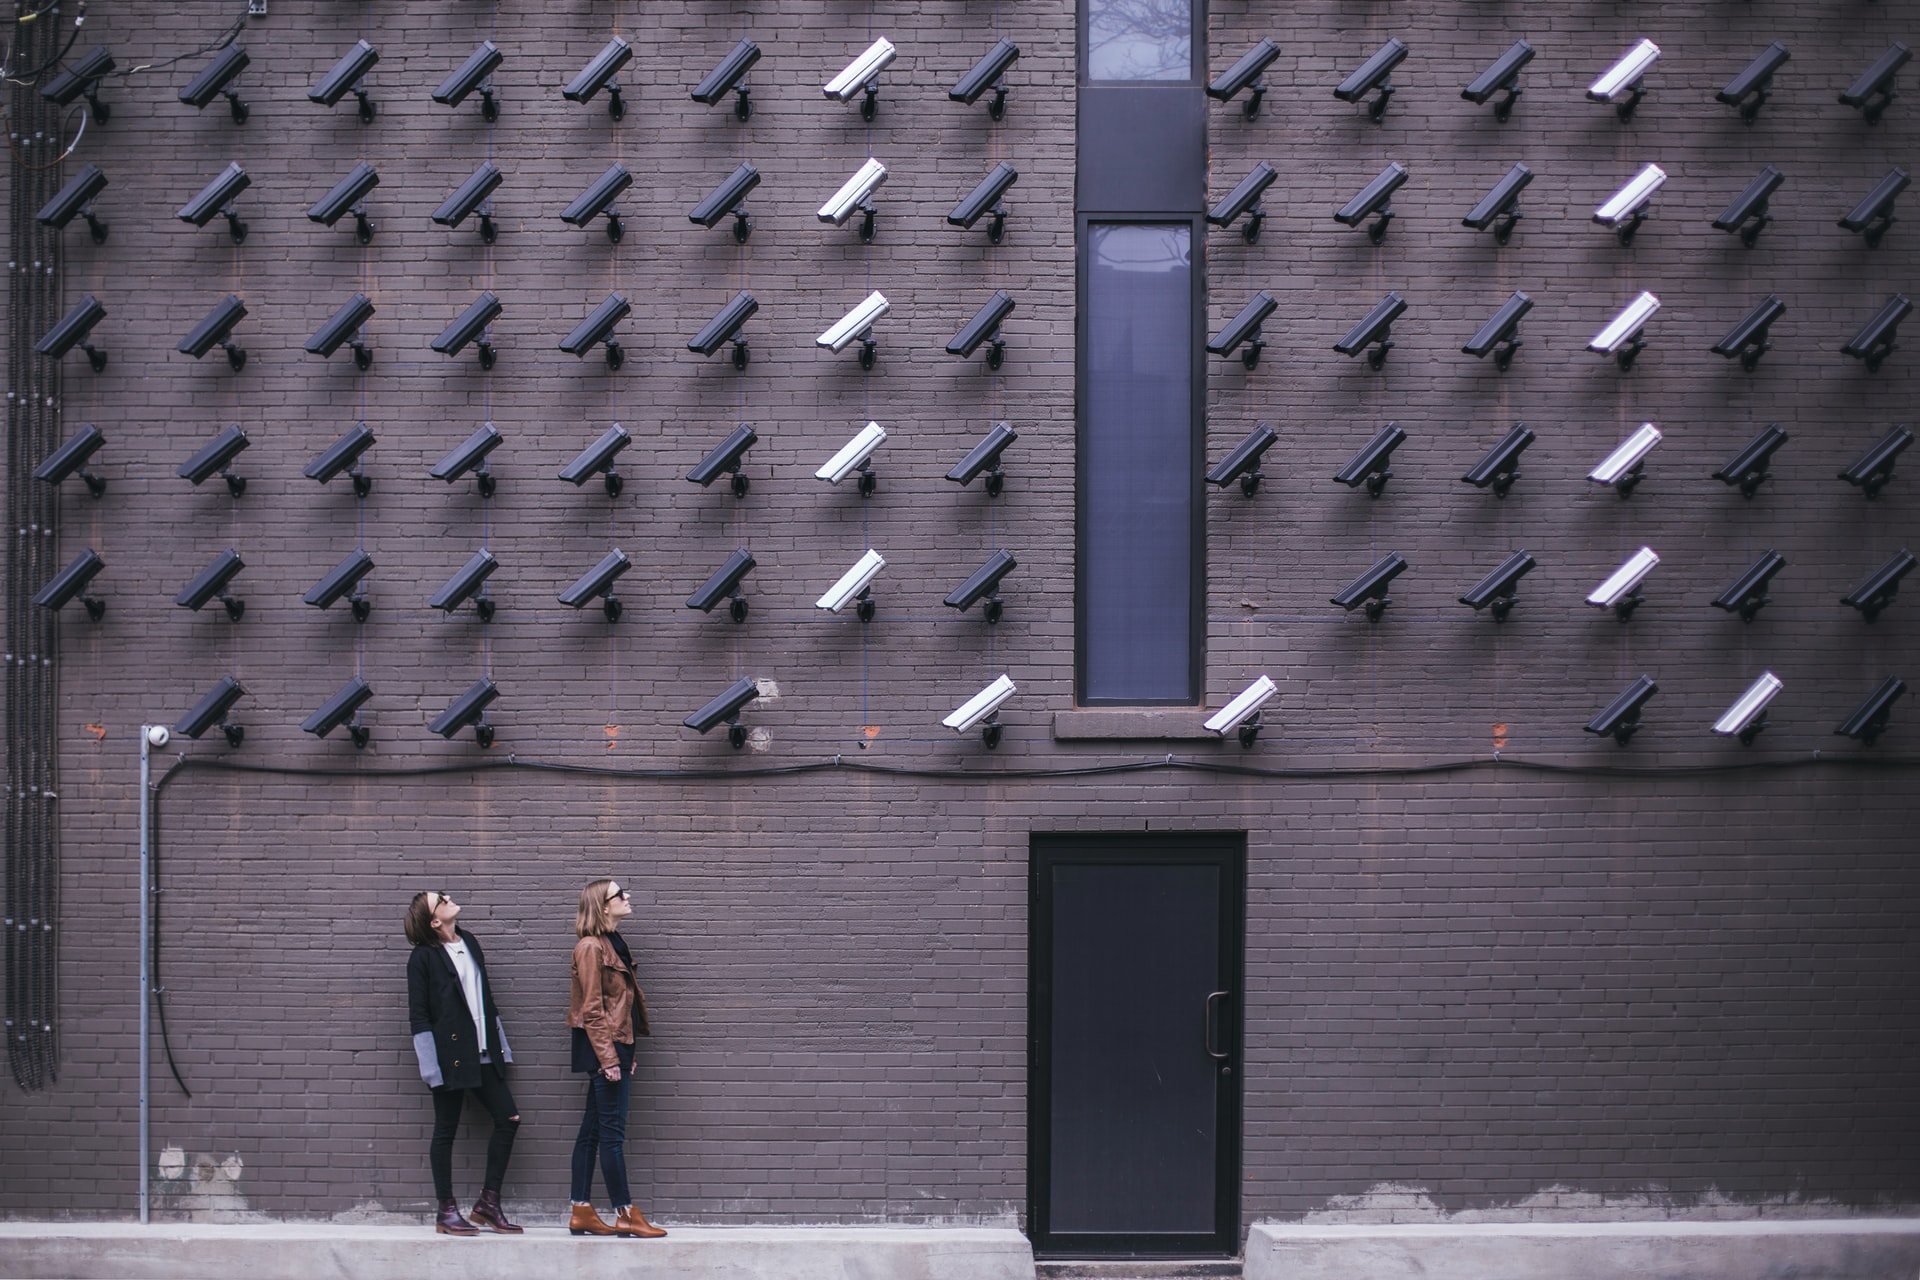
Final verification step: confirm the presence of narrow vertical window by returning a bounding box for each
[1086,0,1194,81]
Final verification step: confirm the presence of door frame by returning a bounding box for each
[1027,831,1245,1258]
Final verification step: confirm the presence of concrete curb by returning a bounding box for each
[1247,1218,1920,1280]
[0,1223,1037,1280]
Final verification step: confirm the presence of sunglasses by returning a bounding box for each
[425,891,453,912]
[605,885,629,903]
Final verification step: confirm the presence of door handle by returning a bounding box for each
[1203,990,1229,1060]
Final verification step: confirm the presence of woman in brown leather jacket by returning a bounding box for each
[565,878,666,1239]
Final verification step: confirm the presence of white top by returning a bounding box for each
[442,938,488,1056]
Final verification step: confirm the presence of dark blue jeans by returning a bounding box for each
[569,1052,632,1208]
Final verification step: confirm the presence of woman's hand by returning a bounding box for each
[602,1064,621,1082]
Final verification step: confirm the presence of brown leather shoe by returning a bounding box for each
[613,1205,667,1239]
[470,1188,523,1234]
[435,1199,480,1236]
[568,1202,617,1237]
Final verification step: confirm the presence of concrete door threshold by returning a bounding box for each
[0,1222,1036,1280]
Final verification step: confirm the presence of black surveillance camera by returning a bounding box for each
[1841,549,1916,622]
[564,37,633,119]
[1837,425,1914,498]
[953,37,1020,118]
[434,42,503,120]
[945,550,1018,623]
[1718,42,1788,122]
[1462,424,1536,497]
[1711,295,1785,371]
[1835,676,1905,745]
[1714,167,1785,247]
[181,44,250,123]
[1332,552,1409,621]
[433,292,503,368]
[178,424,250,495]
[430,549,499,620]
[1205,423,1278,496]
[688,424,758,495]
[36,295,108,370]
[36,424,108,497]
[1841,295,1911,371]
[434,163,504,243]
[559,424,633,496]
[690,163,760,242]
[310,39,378,122]
[303,677,373,748]
[1463,40,1534,121]
[33,548,107,621]
[1839,168,1909,247]
[1334,38,1407,122]
[1208,291,1278,368]
[1334,423,1407,497]
[561,164,632,242]
[1840,42,1910,123]
[683,676,758,747]
[309,162,380,242]
[1711,550,1787,622]
[1463,292,1533,370]
[1335,163,1409,242]
[176,549,246,620]
[1586,675,1657,746]
[431,423,504,496]
[948,162,1018,243]
[947,422,1018,495]
[305,422,377,495]
[1463,163,1533,243]
[176,675,247,747]
[305,550,375,621]
[1713,424,1788,498]
[687,549,757,622]
[559,549,632,621]
[560,294,631,368]
[692,38,761,119]
[947,291,1016,368]
[1458,550,1536,623]
[178,295,248,372]
[178,162,252,241]
[37,163,110,243]
[429,678,499,747]
[1207,38,1280,117]
[307,293,375,368]
[42,47,115,122]
[688,292,759,369]
[1208,164,1278,241]
[1333,293,1406,368]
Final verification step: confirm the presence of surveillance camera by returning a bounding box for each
[1712,672,1782,744]
[1331,552,1409,620]
[433,163,503,242]
[177,295,249,371]
[558,549,632,620]
[1587,547,1660,619]
[1205,423,1278,495]
[434,41,502,119]
[953,38,1021,118]
[944,674,1017,747]
[949,162,1018,243]
[33,548,107,621]
[1459,550,1537,622]
[559,293,632,368]
[944,549,1017,622]
[1711,295,1786,370]
[817,291,890,359]
[1207,38,1280,117]
[1718,42,1789,121]
[310,39,379,122]
[35,423,108,497]
[36,296,108,370]
[688,424,758,494]
[1594,164,1666,243]
[690,163,760,241]
[1208,291,1278,367]
[175,675,247,747]
[42,47,116,122]
[687,548,757,622]
[307,292,375,368]
[1589,291,1660,368]
[1462,423,1536,497]
[175,548,246,620]
[1839,168,1909,247]
[1203,675,1278,746]
[1208,163,1278,241]
[1334,423,1407,496]
[817,421,888,487]
[825,37,896,118]
[1586,675,1659,746]
[1333,293,1407,368]
[562,163,633,242]
[429,678,499,746]
[1837,425,1914,498]
[1587,38,1659,118]
[1334,163,1409,243]
[1463,163,1533,243]
[1462,291,1533,369]
[817,549,887,616]
[145,725,172,748]
[819,158,889,238]
[305,422,376,495]
[692,39,762,119]
[1836,675,1906,745]
[37,163,110,242]
[1334,37,1408,122]
[688,291,759,369]
[1841,294,1912,371]
[178,424,250,492]
[430,548,499,618]
[1462,40,1534,120]
[1711,549,1788,622]
[1840,42,1911,123]
[564,37,633,118]
[1715,423,1789,498]
[559,424,632,495]
[1589,423,1663,495]
[431,423,504,492]
[304,549,375,618]
[683,676,759,746]
[948,422,1018,493]
[948,291,1016,367]
[181,44,251,123]
[303,677,373,747]
[433,292,503,366]
[1841,549,1916,622]
[1714,167,1785,246]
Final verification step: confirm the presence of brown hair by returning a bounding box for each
[403,892,437,947]
[576,878,619,938]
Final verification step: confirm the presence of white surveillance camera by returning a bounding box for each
[944,674,1016,734]
[825,37,896,102]
[1204,675,1278,743]
[816,549,887,614]
[1587,547,1660,612]
[1589,291,1660,359]
[819,158,889,226]
[817,422,887,485]
[1589,423,1663,489]
[1594,164,1666,229]
[1588,38,1660,104]
[146,724,171,748]
[1712,671,1782,741]
[817,292,891,353]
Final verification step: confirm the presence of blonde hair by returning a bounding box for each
[576,878,620,938]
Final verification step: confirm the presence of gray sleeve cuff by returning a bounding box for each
[412,1030,442,1087]
[495,1021,512,1065]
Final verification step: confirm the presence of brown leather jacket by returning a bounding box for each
[568,934,650,1071]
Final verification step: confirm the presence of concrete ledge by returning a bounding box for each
[1052,709,1214,740]
[1247,1218,1920,1280]
[0,1223,1036,1280]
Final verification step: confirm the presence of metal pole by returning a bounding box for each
[138,728,152,1224]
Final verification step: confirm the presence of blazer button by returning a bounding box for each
[453,1060,462,1068]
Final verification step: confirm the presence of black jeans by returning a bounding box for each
[569,1047,633,1208]
[429,1061,519,1203]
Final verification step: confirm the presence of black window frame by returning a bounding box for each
[1079,0,1204,86]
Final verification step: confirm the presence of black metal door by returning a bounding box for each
[1030,833,1243,1257]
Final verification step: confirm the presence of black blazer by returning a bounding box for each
[406,927,511,1092]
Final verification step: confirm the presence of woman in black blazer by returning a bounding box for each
[404,890,523,1235]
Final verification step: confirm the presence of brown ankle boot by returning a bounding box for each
[568,1202,616,1236]
[435,1199,480,1236]
[613,1205,667,1239]
[470,1188,523,1234]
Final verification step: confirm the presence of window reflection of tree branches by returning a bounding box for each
[1087,0,1192,81]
